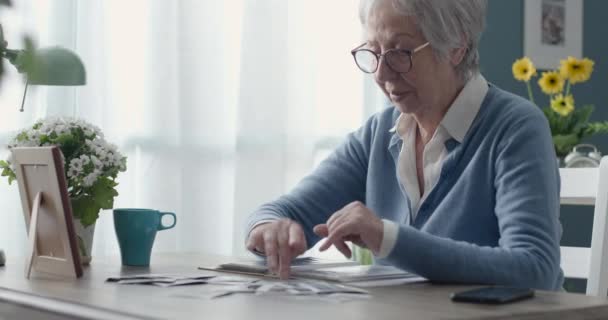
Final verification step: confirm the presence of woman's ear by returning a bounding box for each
[449,34,469,67]
[449,46,467,67]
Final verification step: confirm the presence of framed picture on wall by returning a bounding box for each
[524,0,583,70]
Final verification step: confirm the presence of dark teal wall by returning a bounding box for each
[479,1,524,97]
[479,0,608,292]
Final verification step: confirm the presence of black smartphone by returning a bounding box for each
[450,286,534,304]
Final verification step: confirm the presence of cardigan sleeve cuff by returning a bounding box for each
[375,219,399,259]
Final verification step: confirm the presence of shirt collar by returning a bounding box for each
[441,74,488,142]
[388,74,488,143]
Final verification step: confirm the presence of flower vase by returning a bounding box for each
[72,218,95,265]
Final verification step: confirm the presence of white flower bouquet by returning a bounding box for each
[0,117,127,226]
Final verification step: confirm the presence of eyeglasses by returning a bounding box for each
[351,42,430,74]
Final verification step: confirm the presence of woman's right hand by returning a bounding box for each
[246,219,307,280]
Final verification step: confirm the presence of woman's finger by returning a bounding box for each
[289,222,307,255]
[327,208,349,232]
[263,231,279,274]
[313,224,328,237]
[277,222,292,279]
[333,240,352,258]
[246,230,262,252]
[325,206,347,229]
[319,222,352,251]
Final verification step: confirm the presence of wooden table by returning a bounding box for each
[1,253,608,320]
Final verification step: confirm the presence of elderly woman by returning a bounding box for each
[246,0,563,290]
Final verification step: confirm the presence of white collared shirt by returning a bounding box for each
[376,74,489,258]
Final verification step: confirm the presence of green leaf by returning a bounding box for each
[543,107,569,135]
[90,177,118,209]
[39,134,50,145]
[70,195,102,227]
[55,133,80,160]
[571,105,594,135]
[0,160,17,185]
[1,167,12,178]
[16,131,28,142]
[543,104,602,146]
[583,121,608,138]
[69,177,119,227]
[553,133,579,157]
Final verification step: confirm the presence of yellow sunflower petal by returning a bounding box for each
[512,57,537,82]
[559,56,575,78]
[550,94,575,116]
[560,56,595,84]
[538,71,565,95]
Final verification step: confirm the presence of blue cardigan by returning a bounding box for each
[246,84,564,290]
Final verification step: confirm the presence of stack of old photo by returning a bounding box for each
[291,264,426,285]
[106,274,217,287]
[207,278,370,300]
[107,273,371,301]
[210,256,358,274]
[203,256,427,286]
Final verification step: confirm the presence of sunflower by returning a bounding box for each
[538,71,564,95]
[550,94,575,116]
[512,57,537,82]
[560,56,594,84]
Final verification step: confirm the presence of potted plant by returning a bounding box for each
[512,56,608,161]
[0,117,126,264]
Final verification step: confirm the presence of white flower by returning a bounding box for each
[26,130,40,145]
[54,124,69,136]
[21,140,39,147]
[4,116,127,196]
[90,155,103,170]
[68,158,84,177]
[82,172,98,187]
[67,168,79,178]
[78,154,91,166]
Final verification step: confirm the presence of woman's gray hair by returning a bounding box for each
[359,0,487,81]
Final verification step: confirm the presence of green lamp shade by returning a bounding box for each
[27,47,86,86]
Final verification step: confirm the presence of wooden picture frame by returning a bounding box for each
[524,0,583,70]
[11,146,82,279]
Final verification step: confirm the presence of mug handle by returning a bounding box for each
[157,212,177,231]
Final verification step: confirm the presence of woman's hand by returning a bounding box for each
[313,201,383,258]
[246,219,307,279]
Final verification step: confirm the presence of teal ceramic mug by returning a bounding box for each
[113,208,177,266]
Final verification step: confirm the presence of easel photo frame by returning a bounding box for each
[11,146,83,279]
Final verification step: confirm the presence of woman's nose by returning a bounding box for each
[375,56,398,82]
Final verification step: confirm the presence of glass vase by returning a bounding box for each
[71,218,96,265]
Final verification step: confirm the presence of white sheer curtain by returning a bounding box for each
[0,0,385,259]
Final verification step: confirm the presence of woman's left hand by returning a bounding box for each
[313,201,384,258]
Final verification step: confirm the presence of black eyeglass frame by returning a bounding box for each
[350,42,430,74]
